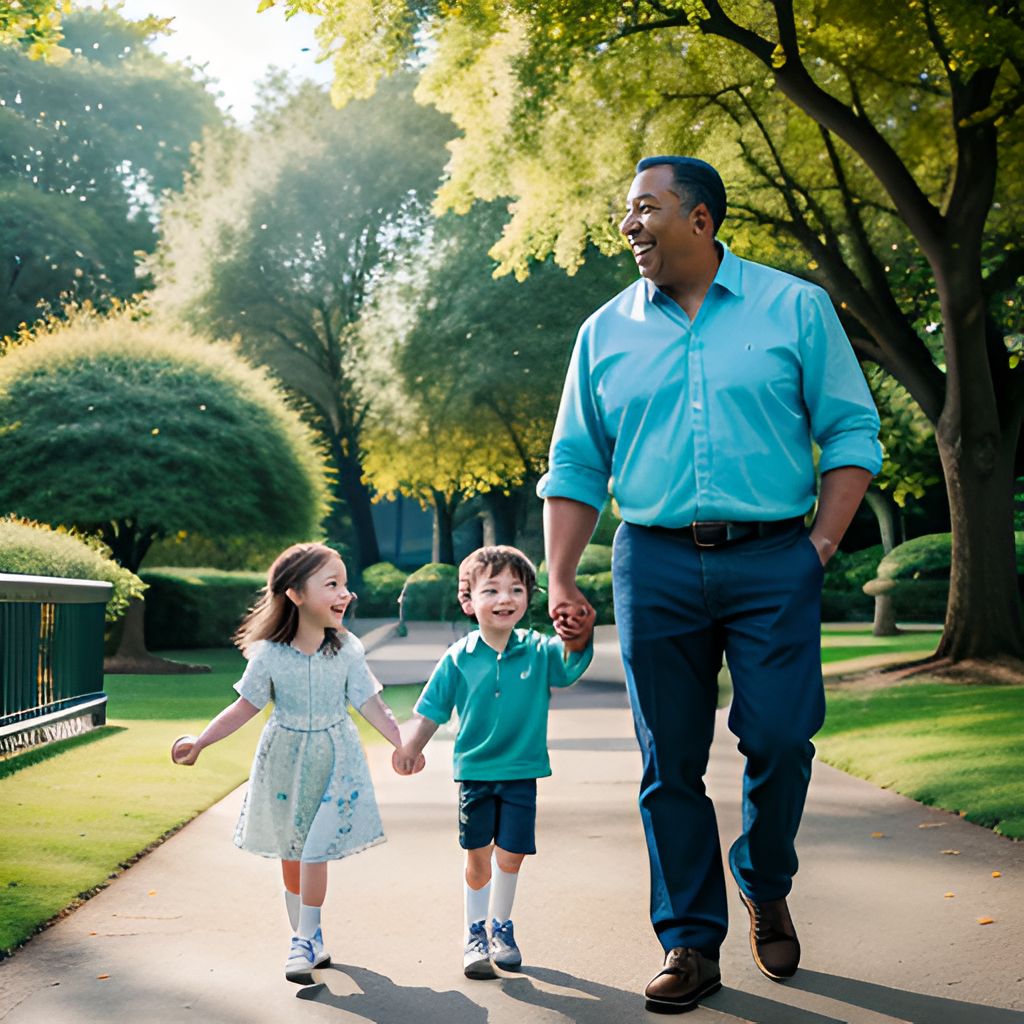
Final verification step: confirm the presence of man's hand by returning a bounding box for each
[808,532,837,567]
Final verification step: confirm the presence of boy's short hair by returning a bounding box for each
[458,546,537,610]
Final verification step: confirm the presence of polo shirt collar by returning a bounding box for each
[464,628,526,655]
[643,239,744,306]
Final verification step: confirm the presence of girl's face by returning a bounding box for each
[290,555,353,629]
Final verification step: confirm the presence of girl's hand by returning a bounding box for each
[171,735,200,766]
[392,747,425,775]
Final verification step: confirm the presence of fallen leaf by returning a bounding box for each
[870,832,885,839]
[918,822,943,829]
[977,917,994,925]
[941,850,960,855]
[943,892,955,899]
[147,890,157,896]
[992,871,1001,878]
[88,931,97,936]
[96,975,109,980]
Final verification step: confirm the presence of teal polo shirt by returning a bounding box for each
[415,627,593,782]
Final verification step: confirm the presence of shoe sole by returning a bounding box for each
[285,954,330,985]
[464,957,496,980]
[738,890,797,982]
[644,977,722,1014]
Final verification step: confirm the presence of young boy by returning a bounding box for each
[394,545,595,978]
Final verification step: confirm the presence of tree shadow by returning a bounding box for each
[791,969,1024,1023]
[295,963,489,1022]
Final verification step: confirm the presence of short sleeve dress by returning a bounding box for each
[231,635,386,862]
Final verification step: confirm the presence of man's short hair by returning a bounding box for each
[636,155,727,233]
[458,545,537,610]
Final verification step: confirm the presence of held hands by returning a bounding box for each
[391,746,426,776]
[548,582,596,653]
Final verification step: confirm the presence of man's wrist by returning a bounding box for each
[810,534,837,564]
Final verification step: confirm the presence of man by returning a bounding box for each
[538,156,882,1013]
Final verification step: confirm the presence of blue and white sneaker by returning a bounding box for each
[463,920,494,979]
[285,928,330,985]
[489,918,522,970]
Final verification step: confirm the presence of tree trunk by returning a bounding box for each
[483,489,522,547]
[863,489,899,636]
[933,426,1023,660]
[105,598,210,675]
[333,445,380,570]
[431,491,457,565]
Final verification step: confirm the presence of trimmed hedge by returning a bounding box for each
[0,516,143,620]
[400,563,460,621]
[140,567,265,650]
[356,562,406,617]
[863,532,1024,622]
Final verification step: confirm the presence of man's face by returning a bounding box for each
[619,165,705,287]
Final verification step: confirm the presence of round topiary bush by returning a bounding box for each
[356,562,407,617]
[0,516,143,621]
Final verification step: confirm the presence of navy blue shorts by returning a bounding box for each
[458,779,537,854]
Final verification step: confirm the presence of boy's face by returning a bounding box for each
[466,567,529,632]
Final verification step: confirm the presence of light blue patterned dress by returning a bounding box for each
[231,635,386,862]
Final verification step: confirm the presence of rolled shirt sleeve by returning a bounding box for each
[536,321,613,511]
[799,286,883,476]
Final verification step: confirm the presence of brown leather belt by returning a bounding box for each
[646,517,804,549]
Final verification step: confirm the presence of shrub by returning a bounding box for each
[577,571,615,625]
[140,567,265,649]
[0,516,143,621]
[539,542,613,577]
[400,563,460,621]
[821,589,873,622]
[356,562,406,617]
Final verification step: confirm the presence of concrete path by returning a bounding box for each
[1,625,1022,1023]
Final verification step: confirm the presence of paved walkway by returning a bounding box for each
[1,624,1022,1023]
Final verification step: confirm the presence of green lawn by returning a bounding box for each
[817,682,1024,840]
[0,650,422,955]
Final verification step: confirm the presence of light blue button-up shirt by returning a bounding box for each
[537,243,883,524]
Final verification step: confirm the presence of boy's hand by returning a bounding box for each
[392,747,426,776]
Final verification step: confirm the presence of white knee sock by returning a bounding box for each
[297,903,321,940]
[284,889,300,932]
[465,880,491,928]
[490,854,519,923]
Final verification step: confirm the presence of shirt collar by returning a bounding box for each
[643,239,743,306]
[464,628,526,655]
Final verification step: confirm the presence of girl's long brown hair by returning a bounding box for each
[234,542,346,656]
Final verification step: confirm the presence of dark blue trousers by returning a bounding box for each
[612,521,825,959]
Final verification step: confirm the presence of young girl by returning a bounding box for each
[171,542,421,984]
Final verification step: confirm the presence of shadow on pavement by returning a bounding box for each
[791,970,1024,1023]
[296,964,488,1022]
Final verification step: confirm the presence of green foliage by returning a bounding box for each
[139,568,266,650]
[824,544,885,592]
[577,570,615,626]
[0,0,67,61]
[0,305,332,571]
[0,515,143,621]
[820,589,873,623]
[400,562,460,621]
[355,561,406,617]
[143,533,286,573]
[590,502,622,546]
[0,8,220,337]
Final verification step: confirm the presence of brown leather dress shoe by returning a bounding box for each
[644,947,722,1014]
[738,890,800,980]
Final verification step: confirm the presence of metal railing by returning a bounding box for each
[0,574,112,753]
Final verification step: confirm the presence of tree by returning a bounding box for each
[284,0,1024,665]
[0,304,331,670]
[0,0,68,62]
[0,7,220,338]
[149,75,452,570]
[369,202,634,549]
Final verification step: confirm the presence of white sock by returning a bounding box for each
[297,903,321,940]
[284,889,300,932]
[465,880,491,929]
[490,854,519,923]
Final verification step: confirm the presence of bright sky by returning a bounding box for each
[78,0,334,123]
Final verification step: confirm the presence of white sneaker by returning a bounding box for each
[489,918,522,969]
[285,928,330,985]
[463,920,494,979]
